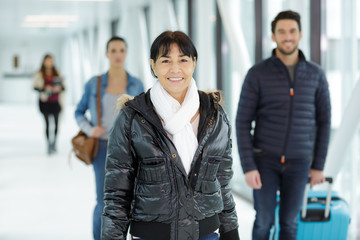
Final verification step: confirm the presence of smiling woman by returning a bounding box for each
[101,31,240,240]
[150,31,197,104]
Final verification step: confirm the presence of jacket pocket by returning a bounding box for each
[253,148,265,157]
[204,157,221,181]
[195,179,223,214]
[138,157,168,182]
[133,157,172,218]
[134,182,172,217]
[133,181,172,217]
[201,179,221,194]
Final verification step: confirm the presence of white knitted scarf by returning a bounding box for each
[150,79,199,174]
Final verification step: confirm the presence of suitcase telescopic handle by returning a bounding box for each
[306,177,333,184]
[301,177,333,219]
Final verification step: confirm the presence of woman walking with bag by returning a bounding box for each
[74,36,144,240]
[101,31,239,240]
[33,54,65,155]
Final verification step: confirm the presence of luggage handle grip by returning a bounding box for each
[307,177,333,184]
[301,177,333,219]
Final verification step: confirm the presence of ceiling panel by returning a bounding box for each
[0,0,122,38]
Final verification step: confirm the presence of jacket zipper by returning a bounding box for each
[280,66,296,164]
[189,110,216,186]
[130,105,217,239]
[130,106,182,239]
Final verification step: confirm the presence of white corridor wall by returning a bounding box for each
[0,37,62,104]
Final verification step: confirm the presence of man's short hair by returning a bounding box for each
[271,10,301,33]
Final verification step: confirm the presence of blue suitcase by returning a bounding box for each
[270,177,351,240]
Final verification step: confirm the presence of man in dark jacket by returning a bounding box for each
[236,10,331,240]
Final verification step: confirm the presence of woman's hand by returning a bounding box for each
[44,85,52,92]
[52,85,62,93]
[90,126,106,138]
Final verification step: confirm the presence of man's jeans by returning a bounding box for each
[252,155,310,240]
[92,140,107,240]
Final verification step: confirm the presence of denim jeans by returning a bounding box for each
[252,155,310,240]
[92,140,107,240]
[131,232,219,240]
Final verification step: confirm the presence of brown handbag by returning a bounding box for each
[71,76,101,165]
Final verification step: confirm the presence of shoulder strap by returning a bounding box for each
[96,76,101,126]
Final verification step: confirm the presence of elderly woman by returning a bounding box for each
[101,31,239,240]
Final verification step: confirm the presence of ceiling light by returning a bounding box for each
[24,15,78,22]
[22,22,69,28]
[22,14,78,28]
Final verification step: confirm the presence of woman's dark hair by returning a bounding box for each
[271,10,301,33]
[150,31,198,78]
[40,54,59,78]
[106,36,127,52]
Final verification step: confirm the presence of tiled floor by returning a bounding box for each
[0,103,254,240]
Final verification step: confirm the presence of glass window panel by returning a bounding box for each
[324,0,359,239]
[218,0,255,200]
[174,0,188,33]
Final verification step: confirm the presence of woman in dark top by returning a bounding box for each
[33,54,65,155]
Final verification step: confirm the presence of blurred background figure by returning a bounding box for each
[235,10,331,240]
[74,36,144,240]
[33,54,65,155]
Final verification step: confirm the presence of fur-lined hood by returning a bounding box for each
[116,94,134,113]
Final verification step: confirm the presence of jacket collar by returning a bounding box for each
[126,89,220,179]
[270,48,307,75]
[101,72,109,87]
[126,89,219,135]
[126,90,164,132]
[271,48,306,64]
[271,48,306,60]
[102,71,135,87]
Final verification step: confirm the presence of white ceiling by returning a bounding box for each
[0,0,149,38]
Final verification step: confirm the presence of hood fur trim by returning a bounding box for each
[206,90,225,107]
[116,94,134,113]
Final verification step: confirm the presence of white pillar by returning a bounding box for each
[149,0,178,42]
[216,0,252,80]
[194,0,216,91]
[117,6,153,90]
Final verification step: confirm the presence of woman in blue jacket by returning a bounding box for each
[75,36,144,240]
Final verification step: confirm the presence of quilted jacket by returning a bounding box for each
[236,49,331,173]
[101,90,239,240]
